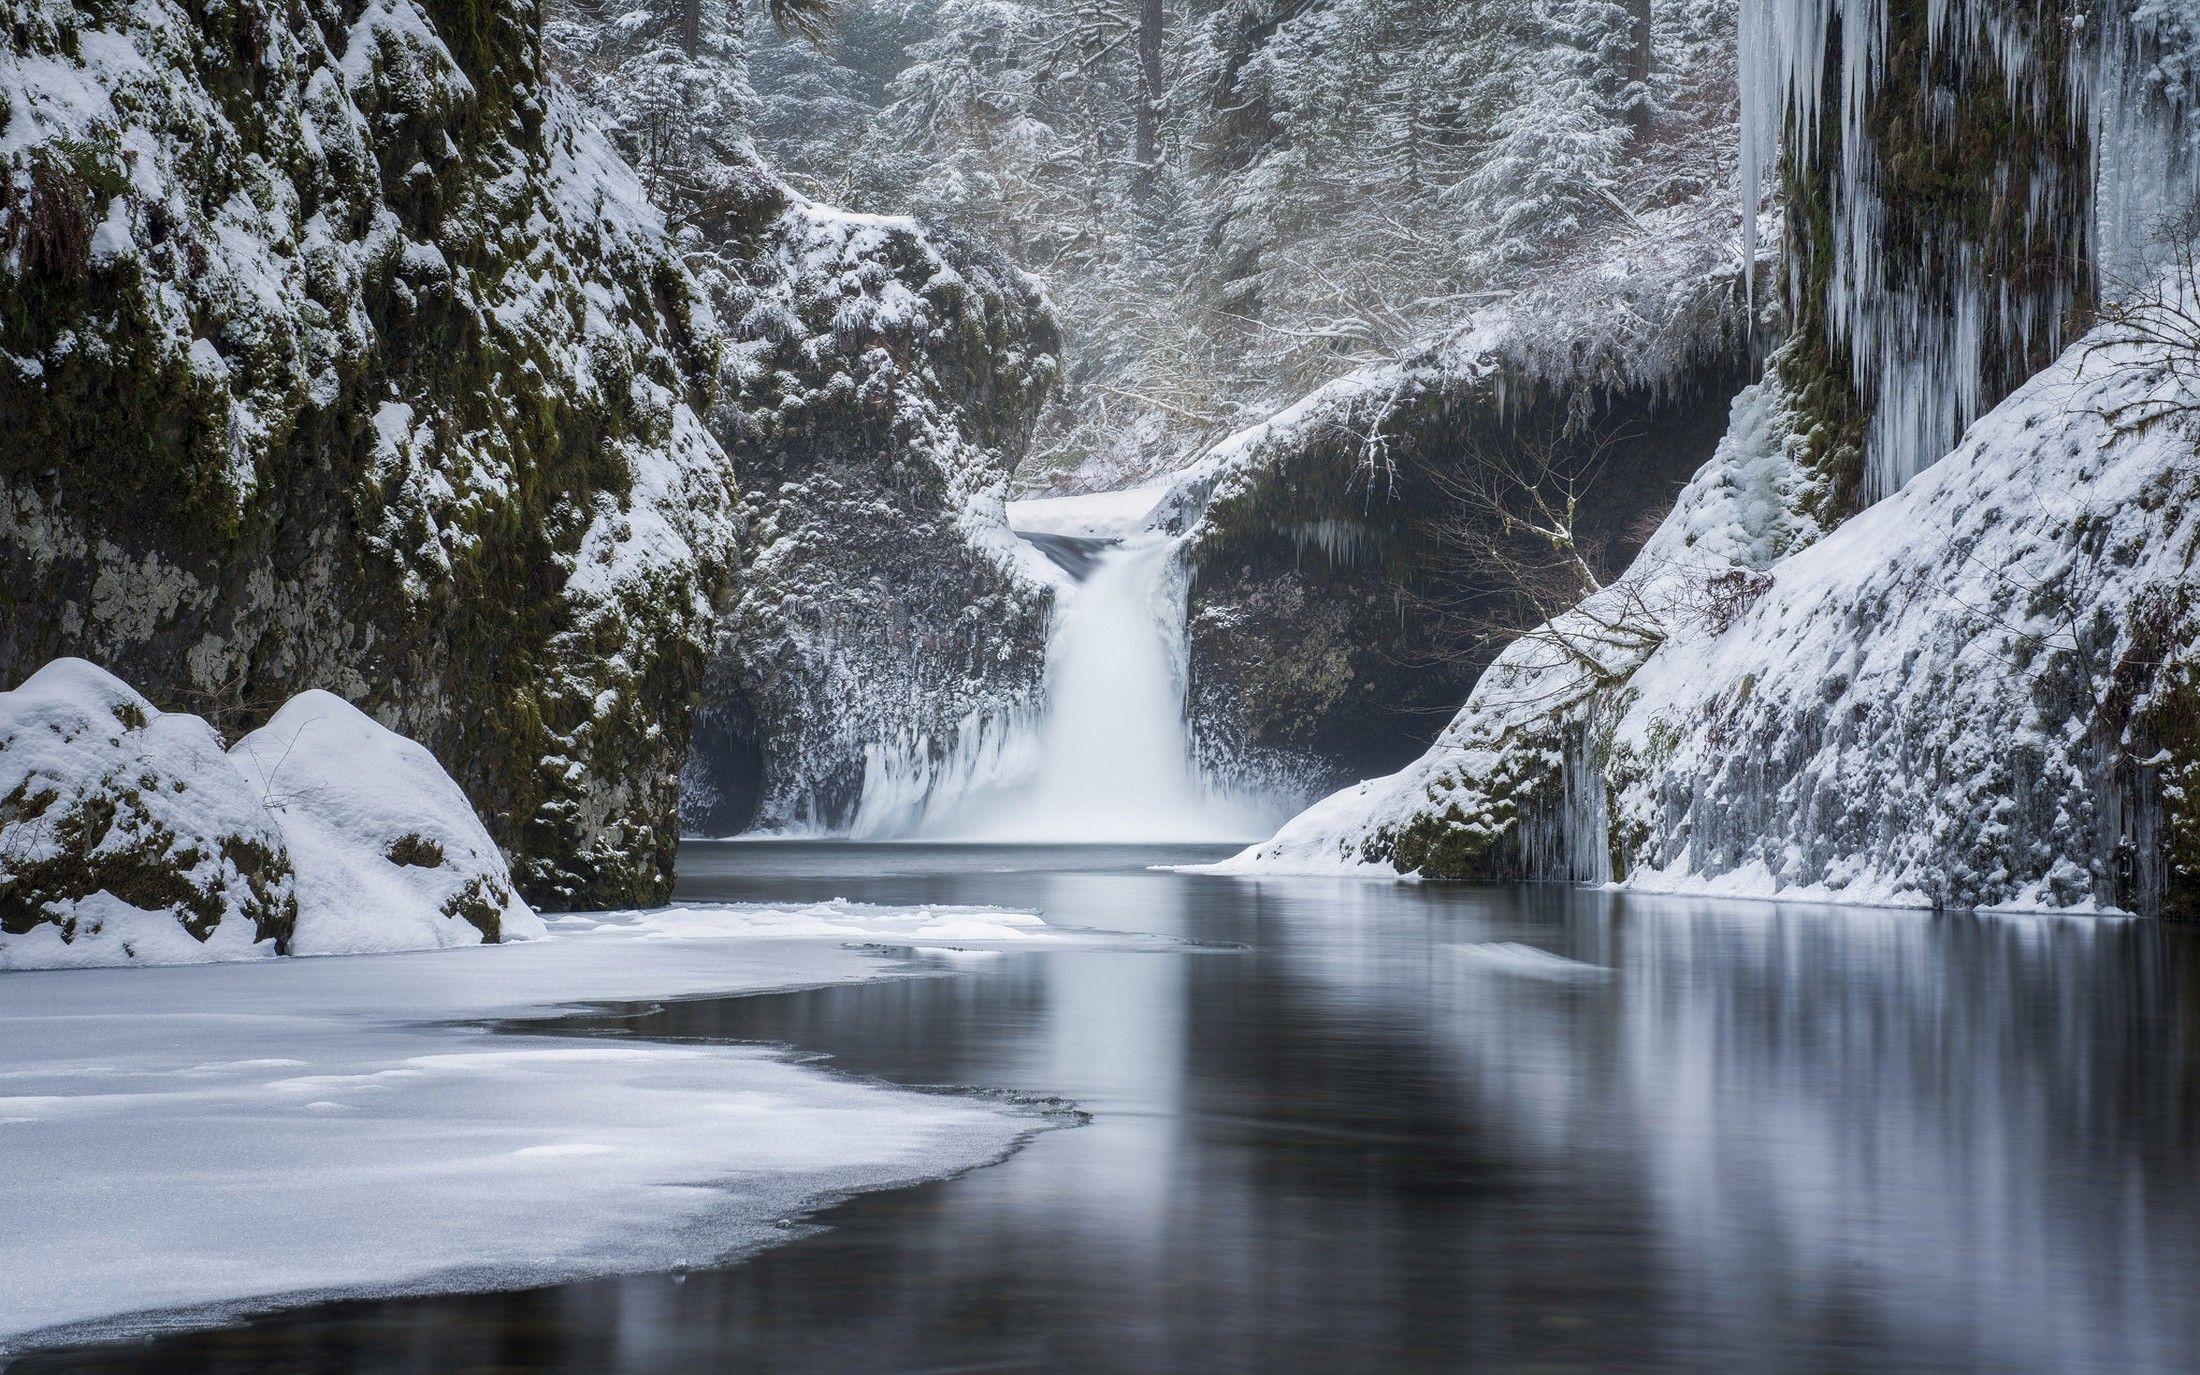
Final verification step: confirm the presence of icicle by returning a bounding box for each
[2089,1,2200,287]
[1289,519,1373,568]
[1742,0,2099,502]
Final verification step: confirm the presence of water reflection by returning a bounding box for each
[23,845,2200,1374]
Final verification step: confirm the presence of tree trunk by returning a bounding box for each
[680,0,703,58]
[1626,0,1653,131]
[1134,0,1164,198]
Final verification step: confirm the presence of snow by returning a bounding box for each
[230,692,546,956]
[1184,777,1419,879]
[1006,483,1172,538]
[0,891,276,971]
[1213,298,2200,916]
[0,898,1125,1353]
[1,662,542,969]
[0,659,292,969]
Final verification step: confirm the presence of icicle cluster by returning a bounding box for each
[2090,0,2200,284]
[1740,0,2086,502]
[1742,0,2200,503]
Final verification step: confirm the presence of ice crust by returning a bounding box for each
[0,899,1117,1352]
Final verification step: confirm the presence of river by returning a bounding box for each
[20,840,2200,1373]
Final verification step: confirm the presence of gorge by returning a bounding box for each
[3,0,2200,1366]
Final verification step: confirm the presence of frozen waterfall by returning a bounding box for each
[854,535,1274,843]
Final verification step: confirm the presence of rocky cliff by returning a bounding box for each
[1215,0,2200,916]
[0,0,734,908]
[675,195,1061,837]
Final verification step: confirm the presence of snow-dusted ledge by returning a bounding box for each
[0,899,1140,1352]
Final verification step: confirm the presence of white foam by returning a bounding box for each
[893,538,1277,843]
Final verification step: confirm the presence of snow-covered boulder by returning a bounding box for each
[1,663,542,968]
[0,660,296,969]
[231,693,545,955]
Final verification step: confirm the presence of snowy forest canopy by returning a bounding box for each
[548,0,1743,492]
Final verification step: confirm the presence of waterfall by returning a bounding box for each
[856,535,1274,843]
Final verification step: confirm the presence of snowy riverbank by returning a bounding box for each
[0,901,1150,1354]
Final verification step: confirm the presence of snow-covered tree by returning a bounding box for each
[549,0,832,208]
[732,0,1738,490]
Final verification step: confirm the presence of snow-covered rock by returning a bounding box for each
[1,662,540,968]
[681,196,1064,835]
[1216,322,2200,916]
[231,692,545,955]
[0,0,734,910]
[0,660,294,968]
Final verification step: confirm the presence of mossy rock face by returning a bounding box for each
[1180,352,1748,802]
[1380,798,1519,882]
[681,206,1062,834]
[0,0,736,909]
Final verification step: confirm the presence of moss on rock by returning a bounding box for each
[0,0,737,909]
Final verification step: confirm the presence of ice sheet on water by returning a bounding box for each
[0,897,1149,1353]
[553,900,1105,945]
[1444,943,1613,983]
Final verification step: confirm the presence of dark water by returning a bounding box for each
[1018,531,1113,580]
[21,842,2200,1374]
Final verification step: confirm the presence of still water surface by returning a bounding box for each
[22,841,2200,1373]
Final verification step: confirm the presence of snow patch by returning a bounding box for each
[0,896,1182,1351]
[1007,483,1172,538]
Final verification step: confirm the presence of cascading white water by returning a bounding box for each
[881,536,1273,843]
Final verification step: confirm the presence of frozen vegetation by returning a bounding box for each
[0,898,1146,1352]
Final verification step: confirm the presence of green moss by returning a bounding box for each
[1383,800,1515,880]
[385,833,445,867]
[0,782,296,949]
[1778,0,2089,523]
[438,873,509,942]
